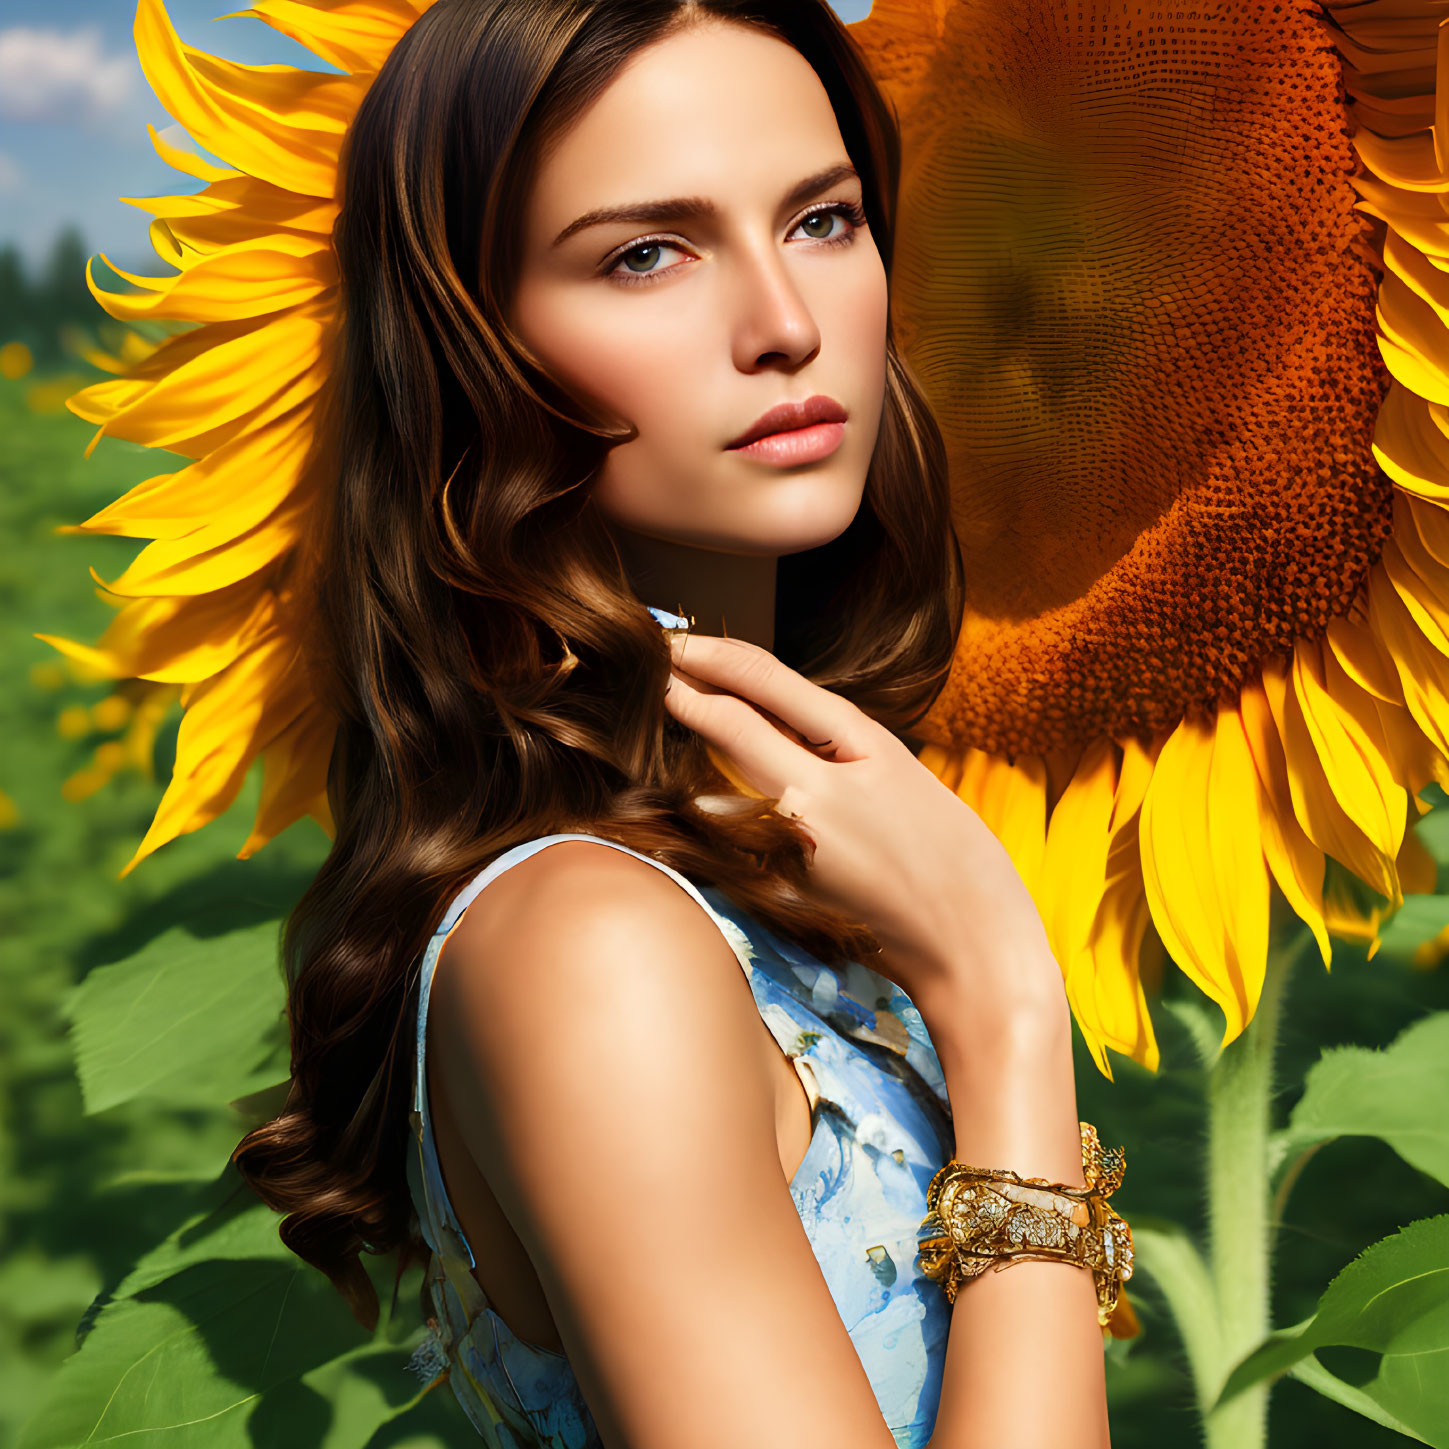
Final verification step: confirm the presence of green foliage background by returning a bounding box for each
[2,365,1448,1447]
[0,232,108,371]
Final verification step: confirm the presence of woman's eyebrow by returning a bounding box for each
[550,161,861,247]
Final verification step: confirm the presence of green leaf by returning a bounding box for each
[1276,1012,1449,1190]
[1410,805,1449,874]
[1127,1214,1220,1412]
[17,1173,432,1449]
[1286,1354,1431,1445]
[1376,896,1449,967]
[63,922,289,1114]
[1214,1215,1449,1446]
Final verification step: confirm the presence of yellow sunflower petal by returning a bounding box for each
[122,176,338,252]
[1367,551,1449,761]
[238,700,337,857]
[1353,174,1449,268]
[1138,700,1273,1048]
[1374,689,1449,800]
[1324,610,1400,704]
[68,406,313,542]
[101,500,306,597]
[1319,639,1412,906]
[1080,738,1164,1074]
[144,120,238,184]
[1109,734,1158,834]
[88,236,333,324]
[1266,643,1406,905]
[1085,831,1161,1075]
[136,0,365,197]
[1141,712,1229,1042]
[1377,267,1449,403]
[1041,739,1114,965]
[1040,737,1117,1072]
[1204,702,1272,1042]
[146,221,185,269]
[1387,494,1449,627]
[37,585,274,683]
[1383,226,1449,324]
[68,303,330,456]
[1138,715,1224,1018]
[119,630,311,876]
[1092,733,1164,1069]
[1239,675,1332,970]
[1372,385,1449,504]
[1406,489,1449,566]
[1352,127,1447,195]
[230,0,426,76]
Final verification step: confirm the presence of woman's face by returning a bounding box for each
[508,19,889,558]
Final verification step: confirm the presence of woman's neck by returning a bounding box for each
[609,525,778,650]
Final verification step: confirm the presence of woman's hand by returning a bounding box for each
[662,633,1068,1030]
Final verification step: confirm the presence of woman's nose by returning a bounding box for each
[729,244,823,372]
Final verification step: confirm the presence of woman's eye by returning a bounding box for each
[611,239,689,281]
[785,200,868,245]
[795,209,845,241]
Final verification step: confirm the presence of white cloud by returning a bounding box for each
[0,150,21,195]
[0,26,135,124]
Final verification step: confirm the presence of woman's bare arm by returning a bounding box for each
[426,840,900,1449]
[912,961,1112,1449]
[661,633,1114,1447]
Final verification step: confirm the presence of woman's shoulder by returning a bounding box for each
[449,835,706,944]
[424,836,784,1203]
[430,835,756,1027]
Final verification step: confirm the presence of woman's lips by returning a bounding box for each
[727,420,846,465]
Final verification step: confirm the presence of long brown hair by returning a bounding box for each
[233,0,964,1329]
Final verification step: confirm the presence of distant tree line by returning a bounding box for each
[0,227,109,368]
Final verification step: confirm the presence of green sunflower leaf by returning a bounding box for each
[16,1172,433,1449]
[62,921,289,1115]
[1273,1011,1449,1190]
[1212,1214,1449,1446]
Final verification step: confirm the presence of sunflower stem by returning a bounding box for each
[1199,926,1310,1449]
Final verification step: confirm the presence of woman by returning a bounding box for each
[233,1,1120,1445]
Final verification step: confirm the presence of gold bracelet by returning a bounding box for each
[917,1122,1135,1332]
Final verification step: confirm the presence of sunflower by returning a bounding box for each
[39,0,1447,1081]
[852,0,1449,1075]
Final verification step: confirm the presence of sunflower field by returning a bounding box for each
[7,0,1449,1445]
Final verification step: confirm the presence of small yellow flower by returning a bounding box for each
[0,342,32,380]
[61,768,111,803]
[92,695,133,731]
[94,741,128,774]
[29,662,68,692]
[57,706,92,741]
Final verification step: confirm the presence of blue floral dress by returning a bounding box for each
[406,830,956,1448]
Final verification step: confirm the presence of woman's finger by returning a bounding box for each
[666,634,871,761]
[664,666,822,799]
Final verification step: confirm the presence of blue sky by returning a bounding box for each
[0,0,870,277]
